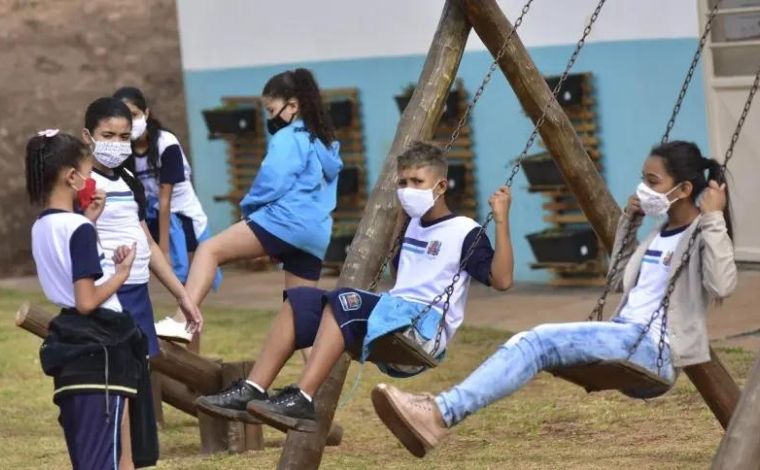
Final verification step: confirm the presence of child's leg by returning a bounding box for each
[435,320,670,426]
[296,303,346,396]
[178,221,266,313]
[247,299,300,389]
[58,393,126,470]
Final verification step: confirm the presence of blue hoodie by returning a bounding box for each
[240,119,342,259]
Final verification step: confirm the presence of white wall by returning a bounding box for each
[176,0,700,71]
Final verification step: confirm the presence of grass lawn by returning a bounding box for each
[0,287,754,469]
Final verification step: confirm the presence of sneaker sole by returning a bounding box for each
[156,333,192,344]
[195,398,262,424]
[371,385,428,458]
[246,402,317,433]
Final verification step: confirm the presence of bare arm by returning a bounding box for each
[74,244,134,314]
[488,187,514,291]
[158,184,173,256]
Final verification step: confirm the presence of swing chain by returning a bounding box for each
[661,0,723,144]
[425,0,609,358]
[367,0,538,293]
[587,219,637,321]
[723,64,760,170]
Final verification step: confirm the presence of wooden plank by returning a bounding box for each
[277,2,471,468]
[543,213,589,224]
[548,276,607,287]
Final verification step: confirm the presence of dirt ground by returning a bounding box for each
[3,267,759,351]
[0,0,187,276]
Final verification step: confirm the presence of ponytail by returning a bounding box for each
[704,158,734,240]
[262,68,335,146]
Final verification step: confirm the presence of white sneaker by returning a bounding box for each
[154,316,192,344]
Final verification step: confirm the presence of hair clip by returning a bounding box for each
[37,129,60,138]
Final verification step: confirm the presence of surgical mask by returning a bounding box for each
[71,172,97,209]
[130,116,147,140]
[92,139,132,168]
[396,183,443,219]
[636,182,681,216]
[266,104,294,135]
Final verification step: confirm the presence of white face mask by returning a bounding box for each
[130,116,147,140]
[396,184,442,219]
[93,140,132,168]
[636,182,681,216]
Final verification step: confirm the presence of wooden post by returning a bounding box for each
[276,2,471,469]
[712,352,760,469]
[458,0,740,429]
[224,361,264,453]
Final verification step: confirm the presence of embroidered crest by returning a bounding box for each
[427,240,442,256]
[338,292,362,311]
[662,251,674,267]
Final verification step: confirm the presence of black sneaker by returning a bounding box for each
[195,379,267,423]
[246,385,317,432]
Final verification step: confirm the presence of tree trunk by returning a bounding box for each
[459,0,739,429]
[711,352,760,469]
[276,2,471,468]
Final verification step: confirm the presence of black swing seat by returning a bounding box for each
[348,331,439,369]
[550,360,671,393]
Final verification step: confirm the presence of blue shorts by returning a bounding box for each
[248,221,322,281]
[58,393,125,470]
[117,283,159,357]
[285,287,381,350]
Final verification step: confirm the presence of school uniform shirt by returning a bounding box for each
[618,225,688,343]
[92,168,151,285]
[133,129,209,237]
[31,209,121,312]
[390,214,494,347]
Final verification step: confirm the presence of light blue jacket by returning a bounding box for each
[240,120,342,259]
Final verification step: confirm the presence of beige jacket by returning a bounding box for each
[609,210,737,367]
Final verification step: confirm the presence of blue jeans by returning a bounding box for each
[435,318,677,426]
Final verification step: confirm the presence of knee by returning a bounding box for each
[503,328,541,349]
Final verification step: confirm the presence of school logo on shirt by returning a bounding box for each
[662,251,674,267]
[427,240,442,256]
[338,292,362,311]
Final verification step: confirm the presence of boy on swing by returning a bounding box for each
[196,141,515,431]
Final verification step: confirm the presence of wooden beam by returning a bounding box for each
[459,0,740,429]
[276,1,471,468]
[711,352,760,469]
[159,373,198,417]
[15,302,223,396]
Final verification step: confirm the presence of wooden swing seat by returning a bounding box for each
[348,331,439,369]
[550,359,671,393]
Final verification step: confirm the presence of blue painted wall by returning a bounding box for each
[183,38,708,282]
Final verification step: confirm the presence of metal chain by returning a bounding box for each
[420,0,609,358]
[367,0,537,292]
[587,2,724,322]
[624,63,760,373]
[661,0,724,144]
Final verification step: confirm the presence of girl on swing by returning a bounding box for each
[372,141,737,458]
[153,68,343,346]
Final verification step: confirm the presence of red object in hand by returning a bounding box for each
[77,178,97,209]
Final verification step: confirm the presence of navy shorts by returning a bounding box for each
[248,221,322,281]
[117,283,159,358]
[285,286,381,350]
[58,392,125,470]
[147,213,199,252]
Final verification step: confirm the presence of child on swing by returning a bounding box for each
[372,141,737,458]
[196,141,515,430]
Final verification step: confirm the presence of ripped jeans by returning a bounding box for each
[435,318,677,427]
